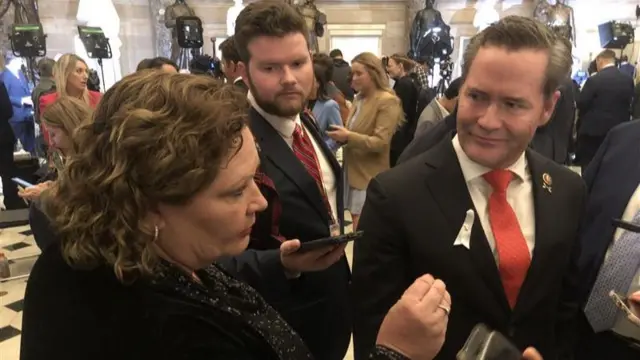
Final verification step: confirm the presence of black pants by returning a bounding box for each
[576,134,606,173]
[0,139,26,210]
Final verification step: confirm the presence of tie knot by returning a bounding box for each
[483,169,513,193]
[293,123,303,138]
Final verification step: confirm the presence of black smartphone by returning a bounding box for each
[456,324,521,360]
[297,231,364,253]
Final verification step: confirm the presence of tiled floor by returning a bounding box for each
[0,223,40,360]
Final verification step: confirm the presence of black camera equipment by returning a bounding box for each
[10,23,47,87]
[77,25,112,91]
[176,16,204,65]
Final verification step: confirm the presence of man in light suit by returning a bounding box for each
[575,120,640,359]
[352,16,585,360]
[415,77,461,136]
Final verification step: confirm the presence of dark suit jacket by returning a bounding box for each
[352,136,586,360]
[2,70,31,123]
[575,120,640,359]
[397,112,455,164]
[530,78,576,164]
[248,108,351,360]
[577,66,634,137]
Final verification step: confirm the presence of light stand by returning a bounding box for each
[77,26,112,92]
[9,23,47,88]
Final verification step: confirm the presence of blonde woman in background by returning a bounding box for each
[20,96,92,201]
[326,52,403,230]
[38,53,101,148]
[22,96,93,251]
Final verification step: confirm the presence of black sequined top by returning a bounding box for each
[152,262,409,360]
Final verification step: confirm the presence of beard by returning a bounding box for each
[246,71,307,117]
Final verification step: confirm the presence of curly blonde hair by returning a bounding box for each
[42,70,248,283]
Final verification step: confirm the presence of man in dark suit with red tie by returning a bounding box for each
[233,3,351,360]
[352,17,585,360]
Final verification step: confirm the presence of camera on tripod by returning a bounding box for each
[176,16,204,49]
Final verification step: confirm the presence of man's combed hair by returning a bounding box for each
[234,1,309,63]
[462,16,562,97]
[219,36,241,65]
[42,71,248,284]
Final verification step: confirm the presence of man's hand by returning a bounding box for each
[376,274,450,360]
[279,239,346,276]
[627,291,640,326]
[522,347,543,360]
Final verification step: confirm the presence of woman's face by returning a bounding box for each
[351,62,373,93]
[155,127,268,268]
[386,58,403,78]
[48,126,71,154]
[67,60,88,94]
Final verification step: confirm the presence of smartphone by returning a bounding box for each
[297,231,364,253]
[610,291,640,326]
[457,324,521,360]
[11,178,34,188]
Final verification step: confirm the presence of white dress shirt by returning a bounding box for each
[452,135,536,259]
[608,184,640,339]
[248,92,338,223]
[435,98,450,118]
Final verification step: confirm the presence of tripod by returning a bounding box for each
[96,58,106,91]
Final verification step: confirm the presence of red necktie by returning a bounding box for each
[291,124,334,223]
[483,169,531,309]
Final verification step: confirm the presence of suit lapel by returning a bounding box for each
[249,108,330,223]
[423,136,510,314]
[511,151,559,318]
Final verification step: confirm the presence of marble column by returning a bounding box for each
[0,2,18,55]
[148,0,175,58]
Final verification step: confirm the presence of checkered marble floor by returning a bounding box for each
[0,224,40,360]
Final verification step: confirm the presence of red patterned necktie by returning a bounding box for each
[291,123,333,222]
[483,169,531,309]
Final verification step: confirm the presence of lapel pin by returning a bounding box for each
[542,173,552,193]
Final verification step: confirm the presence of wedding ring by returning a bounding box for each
[437,304,450,316]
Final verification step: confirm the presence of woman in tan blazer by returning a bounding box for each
[327,52,403,229]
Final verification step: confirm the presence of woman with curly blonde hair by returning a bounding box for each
[20,70,446,360]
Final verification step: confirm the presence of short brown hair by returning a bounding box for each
[219,36,241,65]
[462,16,561,97]
[313,53,334,79]
[43,71,248,283]
[234,1,309,63]
[597,49,616,61]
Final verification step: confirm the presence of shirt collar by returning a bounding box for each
[452,134,527,182]
[435,98,450,117]
[247,91,300,138]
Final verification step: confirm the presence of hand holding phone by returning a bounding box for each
[297,231,363,253]
[279,238,348,275]
[457,324,521,360]
[12,177,34,189]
